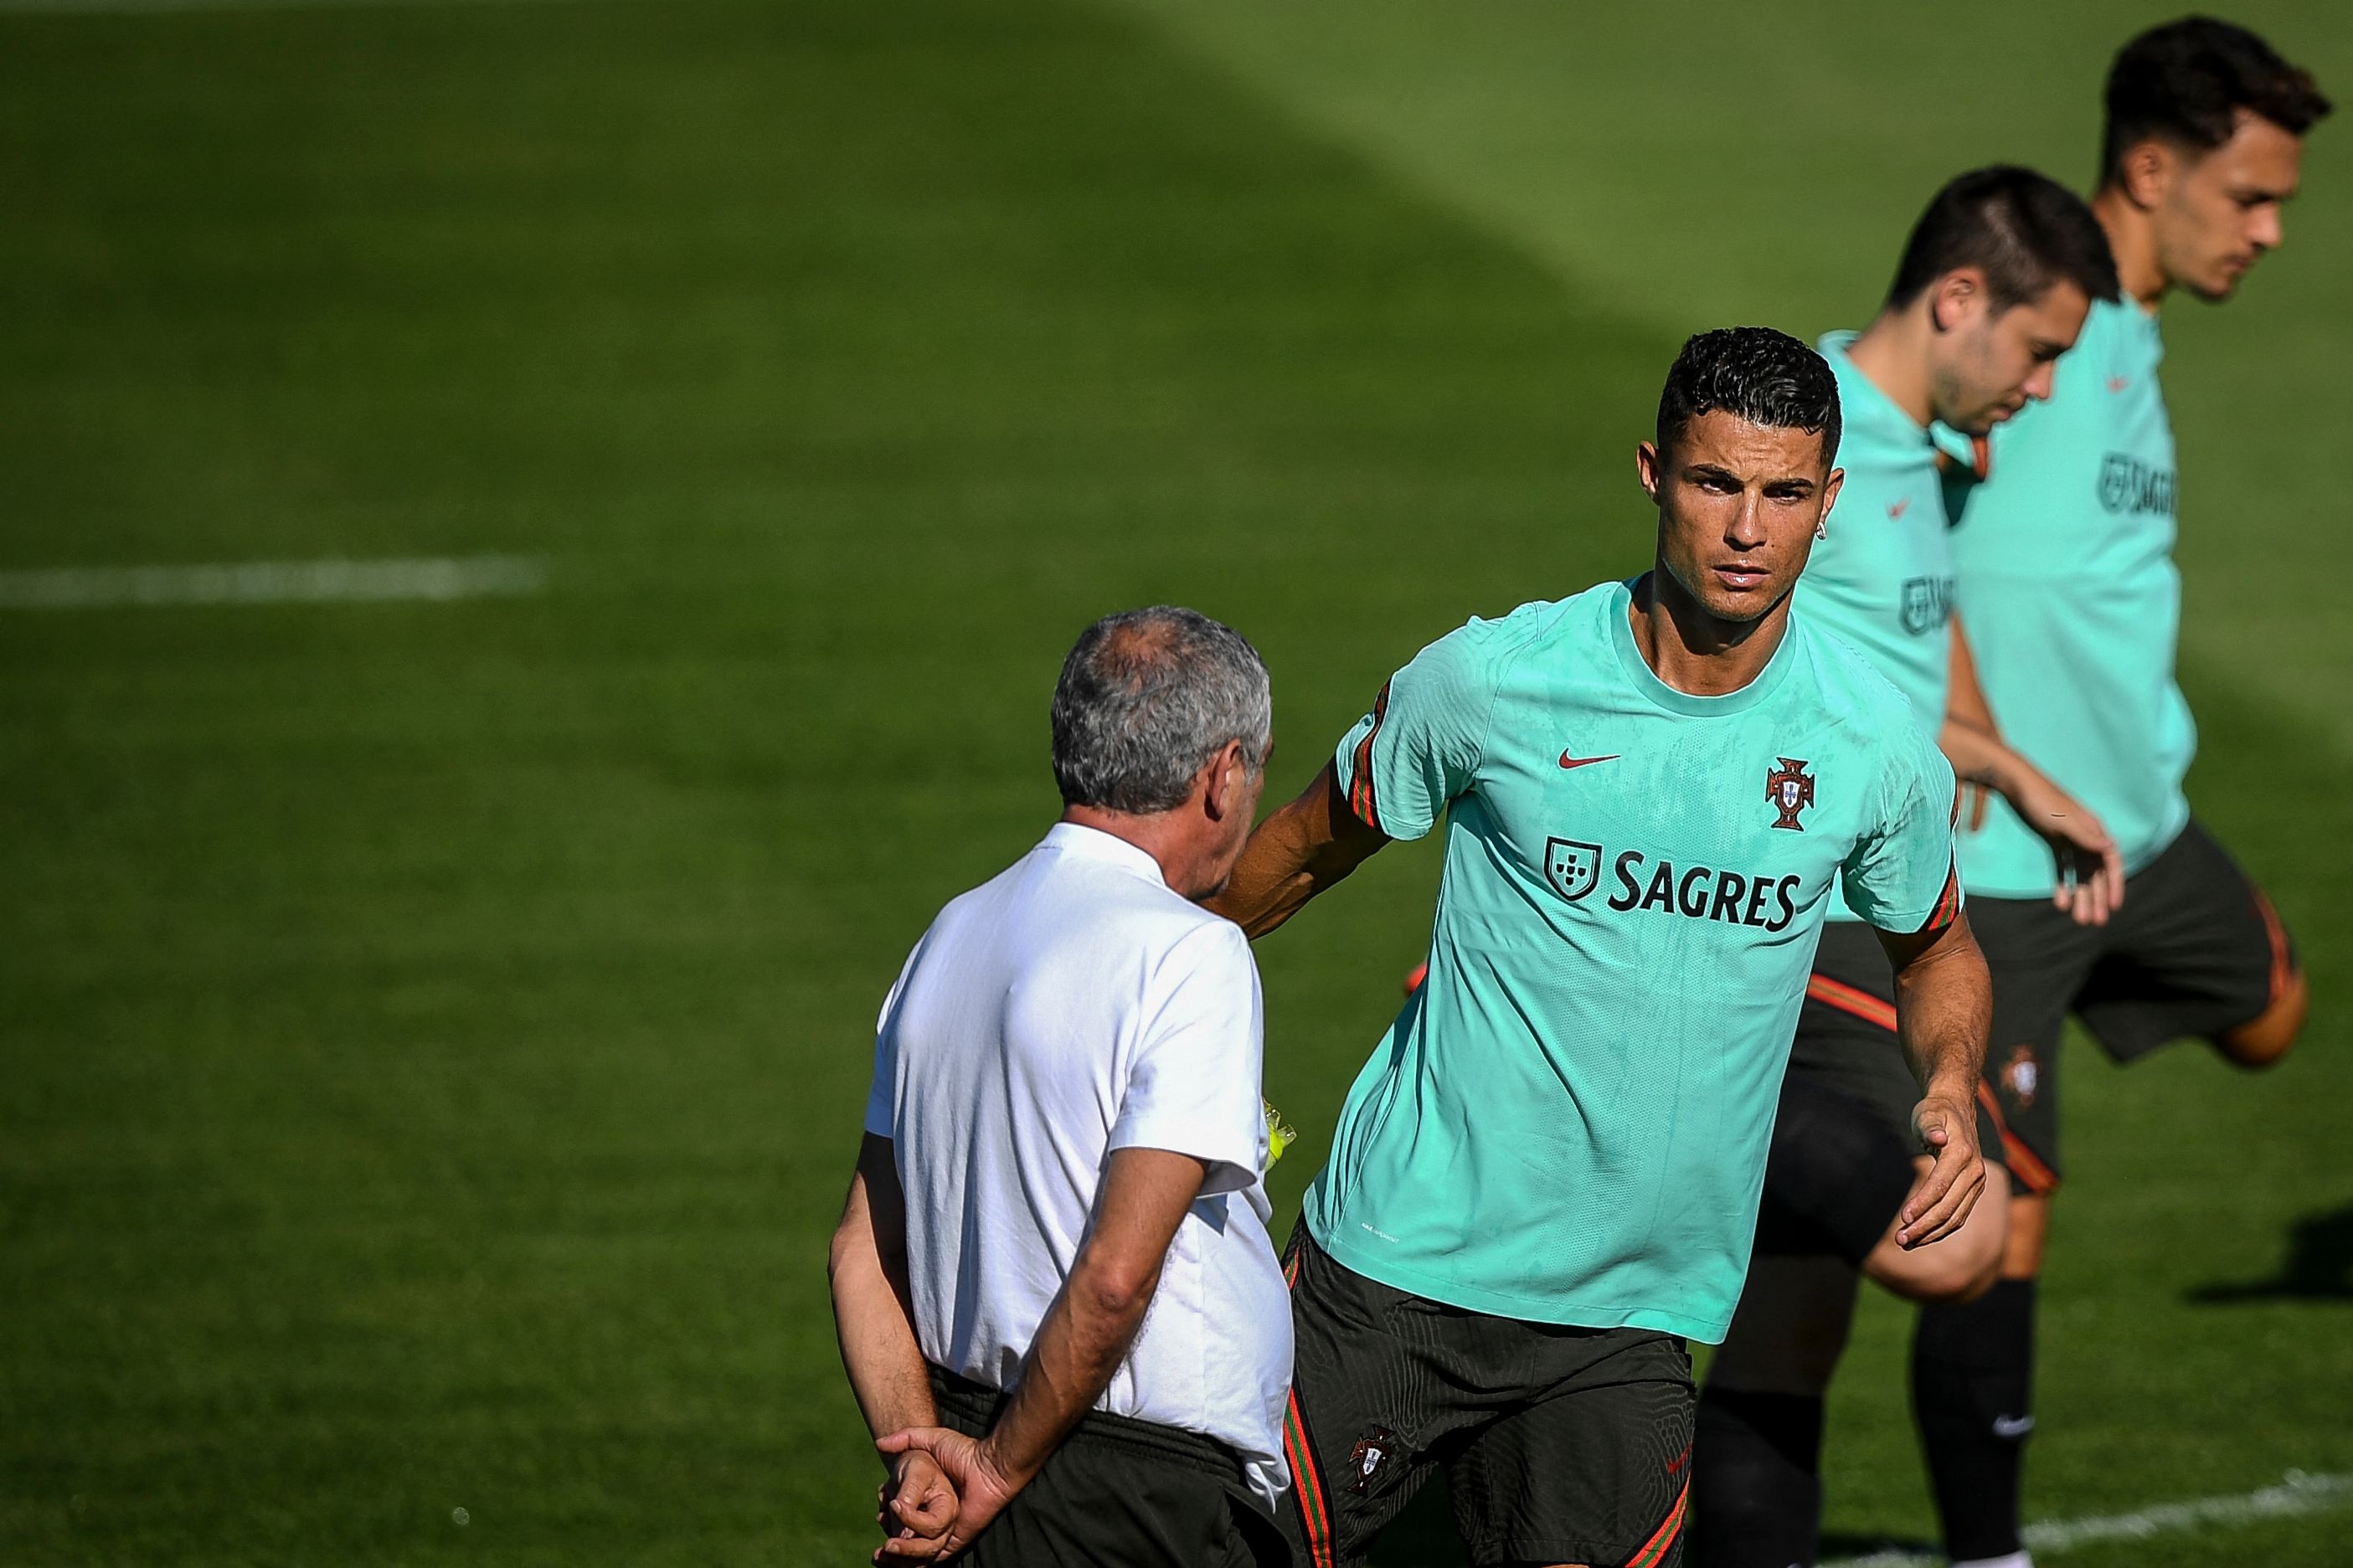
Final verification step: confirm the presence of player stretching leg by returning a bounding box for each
[1687,167,2129,1568]
[1210,327,1988,1568]
[1922,23,2329,1568]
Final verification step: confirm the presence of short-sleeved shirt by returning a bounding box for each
[1944,296,2191,896]
[1306,578,1959,1343]
[1797,332,1958,922]
[866,822,1291,1507]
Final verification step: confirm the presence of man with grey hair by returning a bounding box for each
[829,606,1294,1566]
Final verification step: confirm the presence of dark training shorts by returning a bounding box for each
[1279,1223,1692,1568]
[929,1368,1293,1568]
[1967,818,2295,1193]
[1759,920,2008,1266]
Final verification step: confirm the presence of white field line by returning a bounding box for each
[1822,1470,2353,1567]
[0,555,547,609]
[0,0,575,13]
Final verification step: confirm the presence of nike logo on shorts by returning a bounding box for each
[1993,1414,2036,1439]
[1558,752,1620,769]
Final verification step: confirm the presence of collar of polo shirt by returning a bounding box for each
[1044,820,1170,887]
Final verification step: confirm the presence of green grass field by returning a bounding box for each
[2,2,2347,1563]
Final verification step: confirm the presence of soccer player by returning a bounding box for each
[1919,23,2329,1568]
[1207,326,1991,1568]
[831,608,1293,1565]
[1689,167,2128,1568]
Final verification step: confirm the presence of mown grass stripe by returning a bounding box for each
[0,557,547,609]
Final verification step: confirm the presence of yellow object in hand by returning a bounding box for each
[1264,1099,1296,1169]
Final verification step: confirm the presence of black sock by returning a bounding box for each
[1913,1278,2036,1561]
[1691,1387,1824,1568]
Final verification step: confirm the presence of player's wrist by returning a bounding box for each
[972,1432,1039,1497]
[1921,1077,1978,1118]
[1980,751,2036,811]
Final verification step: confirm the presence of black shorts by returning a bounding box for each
[1968,818,2295,1193]
[1759,922,2007,1265]
[929,1368,1292,1567]
[1279,1223,1692,1568]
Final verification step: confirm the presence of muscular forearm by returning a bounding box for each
[974,1147,1205,1488]
[1207,799,1334,938]
[1889,920,1993,1100]
[832,1247,939,1439]
[1204,765,1385,939]
[1879,916,1995,1247]
[978,1254,1158,1486]
[830,1148,938,1442]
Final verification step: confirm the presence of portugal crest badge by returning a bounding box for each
[2001,1043,2040,1108]
[1347,1425,1398,1494]
[1766,758,1815,831]
[1543,837,1603,902]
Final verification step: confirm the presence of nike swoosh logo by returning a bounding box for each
[1993,1415,2036,1439]
[1888,496,1910,519]
[1559,752,1620,769]
[2108,377,2130,393]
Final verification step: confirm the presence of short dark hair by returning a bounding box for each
[2101,17,2331,186]
[1655,327,1841,466]
[1884,166,2121,313]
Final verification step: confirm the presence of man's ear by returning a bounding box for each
[1929,269,1985,334]
[1202,740,1248,820]
[2119,141,2170,210]
[1636,440,1664,504]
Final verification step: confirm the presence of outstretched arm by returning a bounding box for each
[876,1148,1209,1556]
[1941,616,2124,925]
[1875,913,1994,1249]
[830,1135,960,1561]
[1203,763,1389,938]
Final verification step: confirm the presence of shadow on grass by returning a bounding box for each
[2189,1204,2353,1303]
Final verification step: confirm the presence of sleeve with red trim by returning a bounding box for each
[1329,619,1501,842]
[1841,714,1963,933]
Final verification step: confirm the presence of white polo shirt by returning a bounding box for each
[865,821,1290,1507]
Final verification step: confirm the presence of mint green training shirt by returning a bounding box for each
[1305,578,1960,1343]
[1943,296,2191,896]
[1796,333,1955,923]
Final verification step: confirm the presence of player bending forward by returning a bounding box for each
[1918,24,2329,1568]
[1691,167,2125,1568]
[1207,326,1990,1568]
